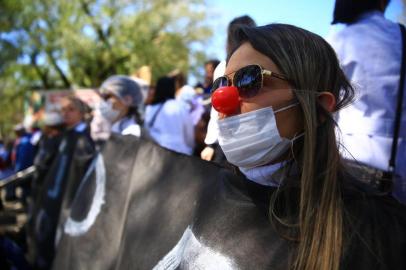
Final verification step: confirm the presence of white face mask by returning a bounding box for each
[98,100,120,123]
[217,103,300,169]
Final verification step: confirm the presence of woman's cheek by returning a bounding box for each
[239,101,264,114]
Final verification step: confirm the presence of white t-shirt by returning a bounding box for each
[176,85,205,126]
[111,116,141,137]
[327,11,406,202]
[144,99,195,155]
[204,60,226,145]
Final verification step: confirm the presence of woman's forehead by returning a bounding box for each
[226,42,280,74]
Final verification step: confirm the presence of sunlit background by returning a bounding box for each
[205,0,404,64]
[0,0,405,135]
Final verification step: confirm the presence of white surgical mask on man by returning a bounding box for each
[217,103,301,169]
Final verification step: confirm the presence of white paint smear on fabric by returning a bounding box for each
[64,153,106,236]
[153,227,237,270]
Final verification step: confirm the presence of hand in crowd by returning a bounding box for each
[200,146,214,161]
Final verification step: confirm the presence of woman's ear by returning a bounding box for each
[318,91,336,113]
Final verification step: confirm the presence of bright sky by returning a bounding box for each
[205,0,404,60]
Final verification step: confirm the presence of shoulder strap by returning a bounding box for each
[148,103,164,128]
[388,23,406,172]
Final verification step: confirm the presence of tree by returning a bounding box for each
[0,0,213,138]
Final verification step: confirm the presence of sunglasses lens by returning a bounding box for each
[211,76,229,93]
[234,65,262,98]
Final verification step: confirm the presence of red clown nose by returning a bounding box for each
[211,86,240,115]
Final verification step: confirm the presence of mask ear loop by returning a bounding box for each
[273,102,300,114]
[288,131,304,167]
[270,97,303,230]
[282,89,305,180]
[273,99,303,169]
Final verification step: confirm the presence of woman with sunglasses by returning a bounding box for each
[210,24,406,270]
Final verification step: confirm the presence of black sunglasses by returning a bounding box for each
[211,64,288,98]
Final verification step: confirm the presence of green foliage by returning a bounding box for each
[0,0,213,137]
[0,65,25,139]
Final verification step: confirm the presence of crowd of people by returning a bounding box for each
[0,53,227,269]
[0,0,406,269]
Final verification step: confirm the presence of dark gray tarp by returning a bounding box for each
[53,134,141,270]
[53,134,239,270]
[31,127,94,268]
[53,134,406,270]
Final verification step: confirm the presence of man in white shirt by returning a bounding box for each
[328,0,406,203]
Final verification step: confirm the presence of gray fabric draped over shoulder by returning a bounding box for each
[53,135,406,270]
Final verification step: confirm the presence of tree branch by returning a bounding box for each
[45,50,71,88]
[80,0,113,51]
[30,51,51,89]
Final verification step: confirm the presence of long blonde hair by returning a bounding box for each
[229,24,354,269]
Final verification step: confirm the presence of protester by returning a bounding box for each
[201,15,257,163]
[193,109,211,156]
[30,124,42,153]
[24,112,64,266]
[195,59,220,95]
[5,124,36,201]
[209,23,406,269]
[55,95,95,219]
[171,70,206,130]
[31,112,64,201]
[144,76,195,155]
[327,0,406,203]
[11,124,35,174]
[0,139,13,180]
[30,95,95,269]
[96,75,144,137]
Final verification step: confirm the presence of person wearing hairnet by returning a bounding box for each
[97,75,144,137]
